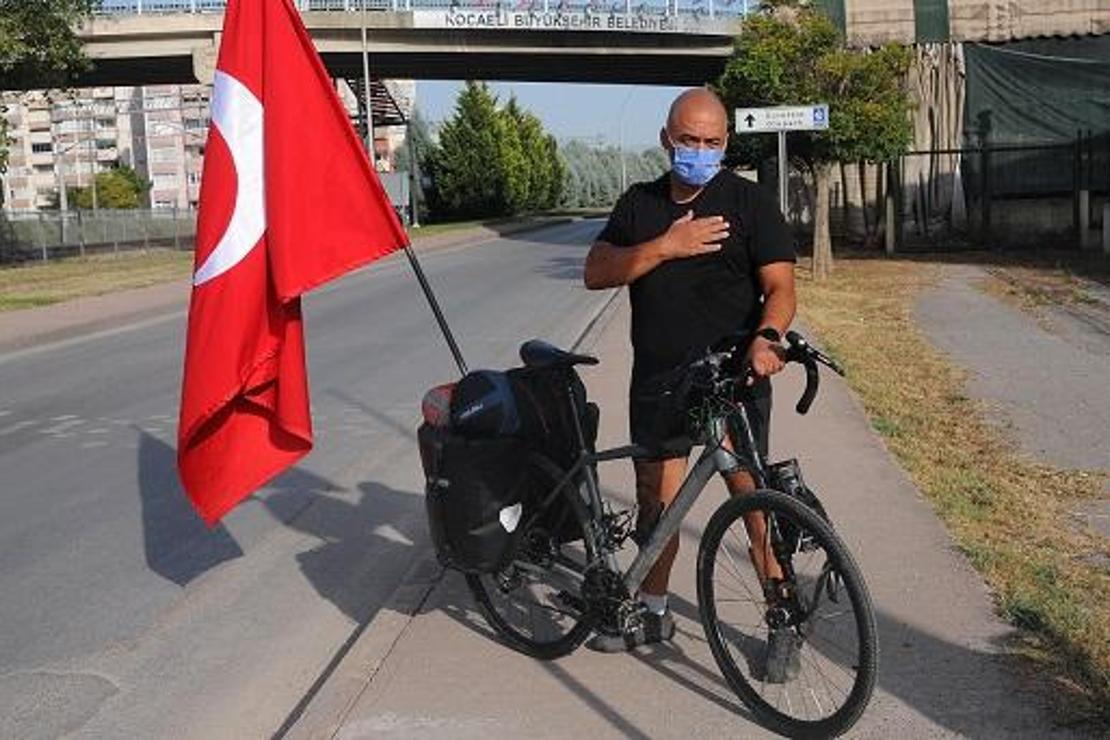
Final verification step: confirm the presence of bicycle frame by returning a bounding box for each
[554,372,773,597]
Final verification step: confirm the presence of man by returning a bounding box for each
[582,88,797,672]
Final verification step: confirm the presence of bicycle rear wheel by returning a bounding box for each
[466,458,596,660]
[697,490,878,738]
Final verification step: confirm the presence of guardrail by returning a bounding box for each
[97,0,752,19]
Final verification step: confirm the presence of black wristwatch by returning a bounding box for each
[756,326,781,343]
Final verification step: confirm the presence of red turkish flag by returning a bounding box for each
[177,0,408,525]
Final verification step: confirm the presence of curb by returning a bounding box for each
[279,286,625,740]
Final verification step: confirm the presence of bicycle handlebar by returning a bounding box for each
[658,330,844,417]
[783,330,844,415]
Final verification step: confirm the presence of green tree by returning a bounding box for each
[558,140,668,209]
[542,133,565,209]
[68,165,150,209]
[428,81,502,218]
[716,4,912,279]
[495,97,530,215]
[428,83,564,219]
[0,0,97,172]
[504,97,564,211]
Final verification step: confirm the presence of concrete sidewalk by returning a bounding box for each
[0,218,576,354]
[288,297,1073,739]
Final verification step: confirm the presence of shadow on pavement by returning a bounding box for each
[537,254,590,282]
[137,432,243,586]
[669,590,1054,738]
[434,574,660,740]
[431,558,1055,738]
[261,480,423,624]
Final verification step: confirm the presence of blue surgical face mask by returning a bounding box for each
[669,137,723,187]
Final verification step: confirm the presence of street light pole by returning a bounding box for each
[360,0,376,167]
[617,87,634,194]
[407,125,420,228]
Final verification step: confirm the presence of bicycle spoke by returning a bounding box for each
[720,531,765,605]
[801,647,852,699]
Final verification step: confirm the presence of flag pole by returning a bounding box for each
[402,244,469,376]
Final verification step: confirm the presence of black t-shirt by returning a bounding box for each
[597,170,795,389]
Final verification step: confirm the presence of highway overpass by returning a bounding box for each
[49,0,1110,90]
[75,2,746,88]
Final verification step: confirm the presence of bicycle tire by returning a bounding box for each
[466,456,596,660]
[697,490,878,738]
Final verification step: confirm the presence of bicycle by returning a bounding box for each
[460,331,878,738]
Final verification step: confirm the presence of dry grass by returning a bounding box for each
[796,254,1110,727]
[977,264,1106,326]
[0,249,193,312]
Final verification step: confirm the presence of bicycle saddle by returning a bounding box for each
[519,339,599,369]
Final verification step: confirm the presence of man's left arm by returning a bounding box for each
[748,262,796,378]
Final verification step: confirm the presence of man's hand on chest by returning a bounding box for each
[658,210,730,261]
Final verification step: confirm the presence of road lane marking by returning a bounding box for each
[0,420,36,436]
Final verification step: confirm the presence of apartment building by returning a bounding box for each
[3,79,414,212]
[2,87,123,211]
[1,85,210,212]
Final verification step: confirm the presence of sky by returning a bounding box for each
[416,81,689,151]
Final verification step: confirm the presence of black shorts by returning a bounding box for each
[629,383,772,462]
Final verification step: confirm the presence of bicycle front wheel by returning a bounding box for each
[697,490,878,738]
[466,457,596,660]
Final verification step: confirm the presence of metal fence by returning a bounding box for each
[887,131,1110,251]
[0,209,197,264]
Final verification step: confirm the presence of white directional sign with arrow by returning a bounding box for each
[735,104,830,133]
[734,104,830,215]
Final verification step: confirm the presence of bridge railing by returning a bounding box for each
[96,0,752,19]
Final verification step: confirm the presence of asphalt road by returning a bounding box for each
[0,220,613,739]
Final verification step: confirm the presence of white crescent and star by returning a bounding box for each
[193,70,266,287]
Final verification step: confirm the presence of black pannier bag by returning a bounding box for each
[419,422,532,573]
[420,364,600,573]
[504,366,598,468]
[503,366,599,546]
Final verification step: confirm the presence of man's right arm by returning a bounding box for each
[583,211,730,290]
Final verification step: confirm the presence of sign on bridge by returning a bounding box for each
[734,104,830,134]
[411,9,732,34]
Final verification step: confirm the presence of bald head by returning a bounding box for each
[660,87,728,159]
[666,88,728,134]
